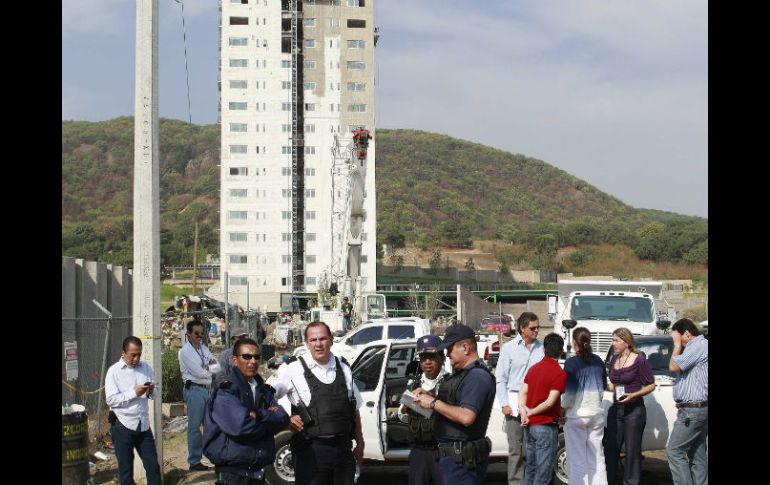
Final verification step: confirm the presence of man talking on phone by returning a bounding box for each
[105,336,162,485]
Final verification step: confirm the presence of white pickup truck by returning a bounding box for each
[265,336,678,485]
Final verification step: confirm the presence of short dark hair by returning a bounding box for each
[187,319,204,333]
[233,338,260,356]
[671,318,701,336]
[122,336,142,351]
[543,333,564,358]
[304,320,332,340]
[517,312,539,332]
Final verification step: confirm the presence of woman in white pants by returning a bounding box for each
[561,327,608,485]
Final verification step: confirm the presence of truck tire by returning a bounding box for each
[553,432,569,485]
[265,431,295,485]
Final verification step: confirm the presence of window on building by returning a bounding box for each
[347,61,365,70]
[229,101,247,110]
[330,0,340,6]
[304,60,316,69]
[229,16,249,25]
[231,0,249,4]
[347,82,366,92]
[229,37,248,46]
[304,18,316,27]
[229,80,247,89]
[282,255,292,263]
[303,82,316,91]
[230,255,248,264]
[305,146,316,154]
[282,102,292,111]
[347,19,366,28]
[305,0,316,4]
[282,233,292,242]
[282,167,292,176]
[304,167,316,176]
[229,189,248,198]
[282,81,291,90]
[305,189,316,198]
[281,211,291,220]
[228,211,248,220]
[229,276,249,286]
[306,276,317,285]
[281,60,291,68]
[229,59,248,67]
[304,39,316,48]
[282,124,291,133]
[229,232,248,242]
[282,189,291,198]
[347,104,367,112]
[330,17,340,27]
[347,39,365,49]
[282,146,292,154]
[306,255,317,264]
[229,123,248,132]
[347,0,365,6]
[306,233,316,242]
[305,211,316,219]
[305,123,316,132]
[230,144,247,154]
[305,103,316,111]
[229,167,248,176]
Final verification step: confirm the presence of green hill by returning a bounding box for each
[61,118,707,269]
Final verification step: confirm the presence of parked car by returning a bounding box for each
[482,314,513,336]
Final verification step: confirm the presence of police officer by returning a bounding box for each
[267,321,365,485]
[203,338,289,484]
[399,335,450,485]
[413,324,496,485]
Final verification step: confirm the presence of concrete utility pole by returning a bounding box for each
[133,0,162,481]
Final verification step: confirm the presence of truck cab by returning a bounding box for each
[547,280,669,357]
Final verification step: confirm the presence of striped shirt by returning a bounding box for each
[673,335,708,402]
[495,336,544,407]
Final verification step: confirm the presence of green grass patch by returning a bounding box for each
[161,283,194,307]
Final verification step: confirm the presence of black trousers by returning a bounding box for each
[294,439,356,485]
[216,470,264,485]
[408,445,444,485]
[604,400,647,485]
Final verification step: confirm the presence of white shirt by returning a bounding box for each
[179,341,214,386]
[267,353,363,409]
[105,359,157,432]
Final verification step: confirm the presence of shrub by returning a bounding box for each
[162,347,184,402]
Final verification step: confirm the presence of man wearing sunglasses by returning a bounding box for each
[204,338,289,484]
[495,312,545,485]
[180,318,218,471]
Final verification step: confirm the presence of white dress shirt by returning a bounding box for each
[105,359,157,432]
[266,353,363,409]
[179,341,214,386]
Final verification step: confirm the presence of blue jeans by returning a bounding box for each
[524,424,558,485]
[666,407,708,485]
[184,385,211,466]
[110,421,162,485]
[438,455,489,485]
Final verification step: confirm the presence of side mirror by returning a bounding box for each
[333,330,346,338]
[346,337,353,345]
[656,318,671,331]
[562,319,578,329]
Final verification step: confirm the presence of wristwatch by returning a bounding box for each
[430,398,438,409]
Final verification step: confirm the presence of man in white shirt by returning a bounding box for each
[105,336,162,485]
[179,319,217,471]
[267,321,365,485]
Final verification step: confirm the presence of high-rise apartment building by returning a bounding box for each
[219,0,377,312]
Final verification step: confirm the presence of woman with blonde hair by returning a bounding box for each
[603,327,656,485]
[561,327,608,485]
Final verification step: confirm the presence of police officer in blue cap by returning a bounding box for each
[413,324,496,485]
[399,334,449,485]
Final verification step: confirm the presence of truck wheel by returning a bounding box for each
[553,432,569,485]
[265,431,295,485]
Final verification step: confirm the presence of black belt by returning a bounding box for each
[214,465,265,480]
[676,401,708,408]
[185,380,210,390]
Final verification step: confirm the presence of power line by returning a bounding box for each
[174,0,193,125]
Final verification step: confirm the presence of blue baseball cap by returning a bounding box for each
[417,335,443,354]
[437,324,476,351]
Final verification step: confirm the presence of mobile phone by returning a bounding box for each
[144,381,153,386]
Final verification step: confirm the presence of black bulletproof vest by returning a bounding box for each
[406,374,443,443]
[291,356,354,439]
[433,359,495,441]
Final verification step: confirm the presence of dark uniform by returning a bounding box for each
[403,335,447,485]
[434,325,496,485]
[289,356,359,485]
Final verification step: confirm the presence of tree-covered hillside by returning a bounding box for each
[61,119,707,268]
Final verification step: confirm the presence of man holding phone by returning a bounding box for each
[105,336,162,485]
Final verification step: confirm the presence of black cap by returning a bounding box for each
[437,324,476,351]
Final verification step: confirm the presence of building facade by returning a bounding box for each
[219,0,377,311]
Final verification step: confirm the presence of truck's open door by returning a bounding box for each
[350,341,392,460]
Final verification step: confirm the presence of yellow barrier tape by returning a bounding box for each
[61,380,105,395]
[137,335,162,339]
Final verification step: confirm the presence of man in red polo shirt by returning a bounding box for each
[519,333,566,485]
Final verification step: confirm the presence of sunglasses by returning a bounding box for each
[528,326,540,331]
[237,353,261,361]
[191,332,204,337]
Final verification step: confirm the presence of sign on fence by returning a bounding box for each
[64,341,79,381]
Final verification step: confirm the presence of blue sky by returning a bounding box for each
[62,0,707,218]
